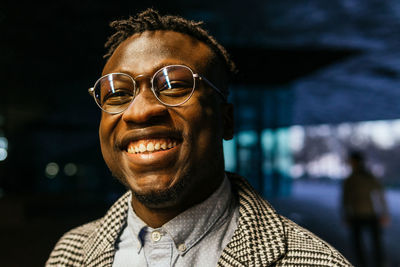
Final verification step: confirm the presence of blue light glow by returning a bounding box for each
[0,137,8,149]
[0,148,7,161]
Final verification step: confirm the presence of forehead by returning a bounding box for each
[103,31,214,75]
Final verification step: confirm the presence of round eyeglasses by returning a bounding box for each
[88,64,226,114]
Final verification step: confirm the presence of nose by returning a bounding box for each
[121,82,168,124]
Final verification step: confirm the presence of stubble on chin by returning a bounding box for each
[132,173,190,208]
[111,170,191,208]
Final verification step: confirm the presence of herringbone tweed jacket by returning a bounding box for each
[47,173,352,266]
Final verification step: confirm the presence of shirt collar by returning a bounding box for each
[127,174,233,255]
[126,197,147,253]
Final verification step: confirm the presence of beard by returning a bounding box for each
[112,169,191,208]
[132,172,190,208]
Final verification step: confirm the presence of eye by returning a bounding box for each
[158,80,192,90]
[102,89,133,105]
[155,80,193,97]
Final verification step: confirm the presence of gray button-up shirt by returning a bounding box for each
[113,175,239,266]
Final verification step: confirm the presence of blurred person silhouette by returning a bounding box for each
[342,151,390,267]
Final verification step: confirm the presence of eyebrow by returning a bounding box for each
[150,61,192,73]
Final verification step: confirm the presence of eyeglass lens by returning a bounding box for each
[94,65,196,113]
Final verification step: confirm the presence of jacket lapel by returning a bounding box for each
[82,192,131,267]
[219,173,287,266]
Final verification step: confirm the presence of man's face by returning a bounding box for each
[99,31,233,208]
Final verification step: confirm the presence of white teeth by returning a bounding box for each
[139,143,146,153]
[128,140,178,154]
[147,142,154,152]
[155,143,161,150]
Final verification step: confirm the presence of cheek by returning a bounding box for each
[99,117,118,160]
[99,121,109,147]
[99,114,119,142]
[99,125,111,164]
[186,102,223,149]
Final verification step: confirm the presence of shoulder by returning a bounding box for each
[226,172,352,266]
[279,216,351,266]
[46,191,131,267]
[46,220,100,266]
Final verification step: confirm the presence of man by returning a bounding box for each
[47,9,352,266]
[342,151,389,267]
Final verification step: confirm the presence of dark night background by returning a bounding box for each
[1,0,400,266]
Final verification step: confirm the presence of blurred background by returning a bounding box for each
[1,0,399,266]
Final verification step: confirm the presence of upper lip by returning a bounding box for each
[117,127,182,150]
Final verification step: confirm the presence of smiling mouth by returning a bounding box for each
[127,138,179,154]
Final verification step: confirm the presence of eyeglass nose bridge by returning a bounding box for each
[131,74,157,97]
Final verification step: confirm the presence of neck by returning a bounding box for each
[131,199,185,228]
[131,172,224,228]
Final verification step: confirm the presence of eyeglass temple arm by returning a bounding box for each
[194,74,227,101]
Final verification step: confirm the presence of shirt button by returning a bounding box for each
[151,231,161,242]
[178,243,187,252]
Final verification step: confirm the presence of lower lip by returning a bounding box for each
[124,143,181,166]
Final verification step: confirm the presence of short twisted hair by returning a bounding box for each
[104,8,237,95]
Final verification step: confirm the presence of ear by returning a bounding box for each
[222,103,234,140]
